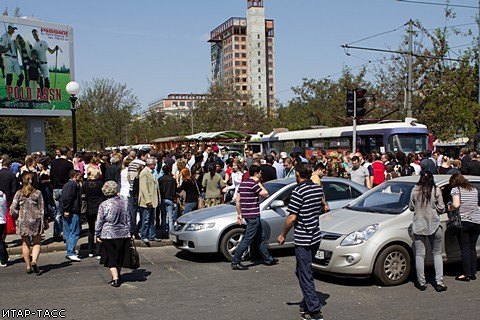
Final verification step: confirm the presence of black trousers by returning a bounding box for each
[457,221,480,276]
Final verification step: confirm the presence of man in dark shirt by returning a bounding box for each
[0,158,16,205]
[260,155,277,183]
[464,151,480,176]
[231,165,277,270]
[278,163,324,320]
[460,147,471,175]
[61,170,82,261]
[51,147,74,241]
[419,150,437,174]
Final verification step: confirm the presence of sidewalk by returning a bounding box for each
[5,220,173,256]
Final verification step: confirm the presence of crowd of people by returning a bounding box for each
[0,144,479,293]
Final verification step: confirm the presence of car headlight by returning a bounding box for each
[185,223,216,231]
[340,224,379,246]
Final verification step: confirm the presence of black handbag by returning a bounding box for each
[128,240,140,269]
[447,210,462,232]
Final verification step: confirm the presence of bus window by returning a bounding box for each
[388,134,429,153]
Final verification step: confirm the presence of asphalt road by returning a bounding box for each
[0,246,479,320]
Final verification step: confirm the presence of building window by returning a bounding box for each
[235,36,239,41]
[180,101,185,107]
[269,87,273,91]
[259,101,262,106]
[268,54,273,59]
[268,46,273,51]
[242,69,247,74]
[258,43,261,48]
[187,102,192,107]
[258,76,261,81]
[258,93,261,98]
[235,53,240,58]
[242,53,246,58]
[241,36,246,41]
[258,59,261,64]
[235,44,239,49]
[268,38,273,42]
[241,45,246,49]
[242,86,247,90]
[257,34,260,39]
[258,84,261,89]
[258,51,261,56]
[235,61,240,66]
[268,62,273,67]
[258,68,261,72]
[236,86,240,90]
[268,70,273,75]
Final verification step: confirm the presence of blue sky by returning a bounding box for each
[4,0,477,111]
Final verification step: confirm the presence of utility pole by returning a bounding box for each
[353,89,357,153]
[407,19,413,118]
[190,93,194,134]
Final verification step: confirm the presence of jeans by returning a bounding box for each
[414,226,443,285]
[232,216,273,265]
[164,199,176,234]
[128,190,139,234]
[457,221,480,276]
[140,206,156,241]
[53,189,63,238]
[295,243,322,315]
[182,202,197,215]
[63,214,81,257]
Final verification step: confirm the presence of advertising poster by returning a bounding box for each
[0,16,73,116]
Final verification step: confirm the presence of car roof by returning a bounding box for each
[264,177,369,191]
[385,174,480,184]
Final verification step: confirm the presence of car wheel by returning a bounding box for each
[219,228,250,262]
[373,245,411,286]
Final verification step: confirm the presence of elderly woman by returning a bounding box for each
[95,181,132,288]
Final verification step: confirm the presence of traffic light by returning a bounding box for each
[356,88,367,117]
[346,89,355,117]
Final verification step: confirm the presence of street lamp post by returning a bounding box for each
[66,81,80,154]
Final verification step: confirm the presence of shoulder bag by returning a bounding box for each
[194,178,204,209]
[447,188,462,232]
[127,239,140,269]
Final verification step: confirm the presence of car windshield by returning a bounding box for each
[227,180,290,205]
[346,181,415,214]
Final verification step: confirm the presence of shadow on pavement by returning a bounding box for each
[285,291,331,308]
[122,269,151,283]
[174,250,224,263]
[37,261,73,275]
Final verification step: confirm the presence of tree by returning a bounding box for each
[195,83,269,133]
[273,67,370,130]
[75,78,140,150]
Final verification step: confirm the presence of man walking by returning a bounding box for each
[231,165,278,270]
[138,157,160,245]
[51,147,74,242]
[278,163,324,320]
[61,170,82,261]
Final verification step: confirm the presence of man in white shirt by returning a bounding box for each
[0,25,23,87]
[32,29,59,89]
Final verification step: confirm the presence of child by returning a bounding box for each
[27,50,41,98]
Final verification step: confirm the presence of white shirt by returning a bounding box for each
[0,32,16,57]
[119,168,130,198]
[33,40,49,62]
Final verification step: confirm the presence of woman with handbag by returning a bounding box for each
[408,170,447,292]
[178,168,200,215]
[10,172,47,274]
[95,181,132,288]
[449,173,480,282]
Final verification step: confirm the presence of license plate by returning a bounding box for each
[315,250,325,260]
[169,234,177,242]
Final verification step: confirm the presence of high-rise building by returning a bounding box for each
[209,0,275,116]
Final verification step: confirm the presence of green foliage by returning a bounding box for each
[0,118,27,159]
[75,78,140,150]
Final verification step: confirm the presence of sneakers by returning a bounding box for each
[67,255,81,262]
[0,262,7,267]
[231,262,249,270]
[301,311,324,320]
[414,282,427,291]
[433,283,447,292]
[264,258,279,266]
[96,255,101,260]
[88,253,94,258]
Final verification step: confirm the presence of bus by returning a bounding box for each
[262,118,430,157]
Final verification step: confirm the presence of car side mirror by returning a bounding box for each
[270,200,285,209]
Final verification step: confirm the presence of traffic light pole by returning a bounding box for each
[353,88,357,154]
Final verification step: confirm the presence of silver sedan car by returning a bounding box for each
[171,177,368,261]
[312,175,480,286]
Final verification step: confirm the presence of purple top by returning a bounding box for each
[238,178,262,219]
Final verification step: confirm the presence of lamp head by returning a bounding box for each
[66,81,80,96]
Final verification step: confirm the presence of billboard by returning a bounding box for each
[0,15,74,117]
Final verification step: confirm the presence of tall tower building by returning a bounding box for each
[209,0,275,115]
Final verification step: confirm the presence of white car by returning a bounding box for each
[171,178,368,261]
[312,175,480,286]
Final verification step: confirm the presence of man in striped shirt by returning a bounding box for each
[231,165,278,270]
[278,163,324,320]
